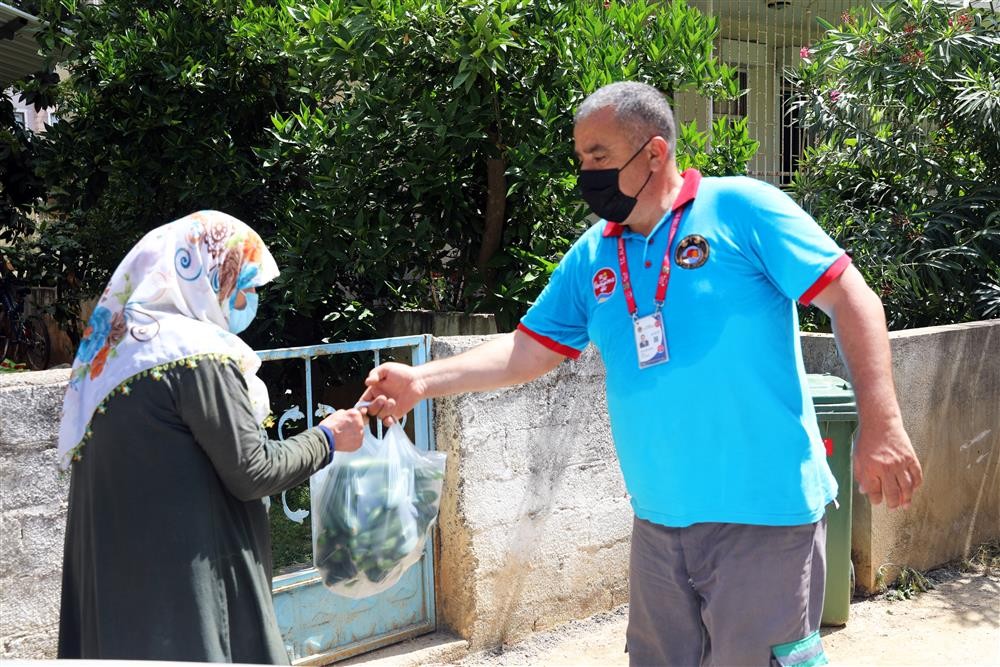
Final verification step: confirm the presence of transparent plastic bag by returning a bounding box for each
[311,423,447,598]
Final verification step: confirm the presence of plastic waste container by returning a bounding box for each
[808,373,858,627]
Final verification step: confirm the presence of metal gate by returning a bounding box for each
[256,335,437,665]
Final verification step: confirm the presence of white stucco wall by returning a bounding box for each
[2,321,997,657]
[430,338,631,648]
[0,369,72,659]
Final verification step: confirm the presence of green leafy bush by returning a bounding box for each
[1,94,45,255]
[791,0,1000,330]
[255,0,755,334]
[14,0,755,344]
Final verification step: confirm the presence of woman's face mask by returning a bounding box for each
[577,137,653,223]
[228,290,258,334]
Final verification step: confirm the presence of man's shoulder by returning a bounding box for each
[563,218,608,255]
[532,219,605,282]
[699,174,778,199]
[696,175,793,218]
[581,217,609,241]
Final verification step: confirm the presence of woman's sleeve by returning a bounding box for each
[174,358,329,501]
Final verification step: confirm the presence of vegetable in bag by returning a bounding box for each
[311,423,446,598]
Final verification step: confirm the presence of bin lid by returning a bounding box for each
[807,374,857,415]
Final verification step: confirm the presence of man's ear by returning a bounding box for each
[648,135,671,171]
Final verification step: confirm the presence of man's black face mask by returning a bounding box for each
[578,137,653,223]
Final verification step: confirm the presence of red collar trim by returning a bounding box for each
[602,169,703,238]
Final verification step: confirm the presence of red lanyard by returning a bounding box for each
[617,208,685,319]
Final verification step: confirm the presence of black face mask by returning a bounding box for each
[578,137,654,223]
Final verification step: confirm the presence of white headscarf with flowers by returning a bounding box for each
[57,211,280,469]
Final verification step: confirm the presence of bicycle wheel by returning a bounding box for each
[23,315,51,371]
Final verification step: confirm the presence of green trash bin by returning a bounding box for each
[807,374,858,627]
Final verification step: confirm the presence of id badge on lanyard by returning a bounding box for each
[618,207,685,370]
[633,311,668,368]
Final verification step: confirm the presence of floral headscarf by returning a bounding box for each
[57,211,280,469]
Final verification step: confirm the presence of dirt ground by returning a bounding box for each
[347,561,999,667]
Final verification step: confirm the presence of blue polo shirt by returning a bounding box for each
[519,170,850,528]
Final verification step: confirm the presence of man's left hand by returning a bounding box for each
[853,420,923,510]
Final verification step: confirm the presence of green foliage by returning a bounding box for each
[1,94,45,249]
[15,0,321,341]
[13,0,755,344]
[0,359,30,373]
[258,0,753,334]
[268,484,313,571]
[875,563,934,601]
[10,1,41,12]
[676,116,760,176]
[790,0,1000,330]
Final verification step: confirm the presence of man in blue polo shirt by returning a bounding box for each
[363,81,923,666]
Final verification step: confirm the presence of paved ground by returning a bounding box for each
[345,563,999,667]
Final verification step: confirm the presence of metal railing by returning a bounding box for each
[258,334,434,433]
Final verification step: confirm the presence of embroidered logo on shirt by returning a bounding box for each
[675,235,710,269]
[592,267,617,303]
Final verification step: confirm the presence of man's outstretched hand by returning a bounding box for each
[361,362,424,425]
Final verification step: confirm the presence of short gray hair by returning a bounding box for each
[574,82,676,155]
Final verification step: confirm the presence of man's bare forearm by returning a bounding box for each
[414,331,565,399]
[827,279,903,429]
[812,264,922,508]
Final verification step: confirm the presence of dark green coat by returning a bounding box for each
[58,357,329,663]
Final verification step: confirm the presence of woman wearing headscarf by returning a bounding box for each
[56,211,389,663]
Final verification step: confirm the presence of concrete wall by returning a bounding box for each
[0,368,72,658]
[802,320,1000,593]
[431,337,631,649]
[2,322,996,657]
[381,311,497,339]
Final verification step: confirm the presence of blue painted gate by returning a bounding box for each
[257,335,437,664]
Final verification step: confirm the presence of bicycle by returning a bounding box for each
[0,264,51,371]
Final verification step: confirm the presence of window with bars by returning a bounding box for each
[13,110,26,129]
[683,0,867,185]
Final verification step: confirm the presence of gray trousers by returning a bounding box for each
[627,516,827,667]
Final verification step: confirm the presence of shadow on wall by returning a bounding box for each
[908,324,1000,568]
[484,363,595,646]
[870,324,1000,629]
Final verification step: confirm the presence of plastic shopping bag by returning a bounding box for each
[310,423,447,598]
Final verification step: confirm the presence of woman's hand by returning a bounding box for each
[318,395,394,451]
[319,408,367,452]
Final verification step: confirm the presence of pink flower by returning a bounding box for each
[800,46,811,59]
[948,14,972,31]
[829,90,842,102]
